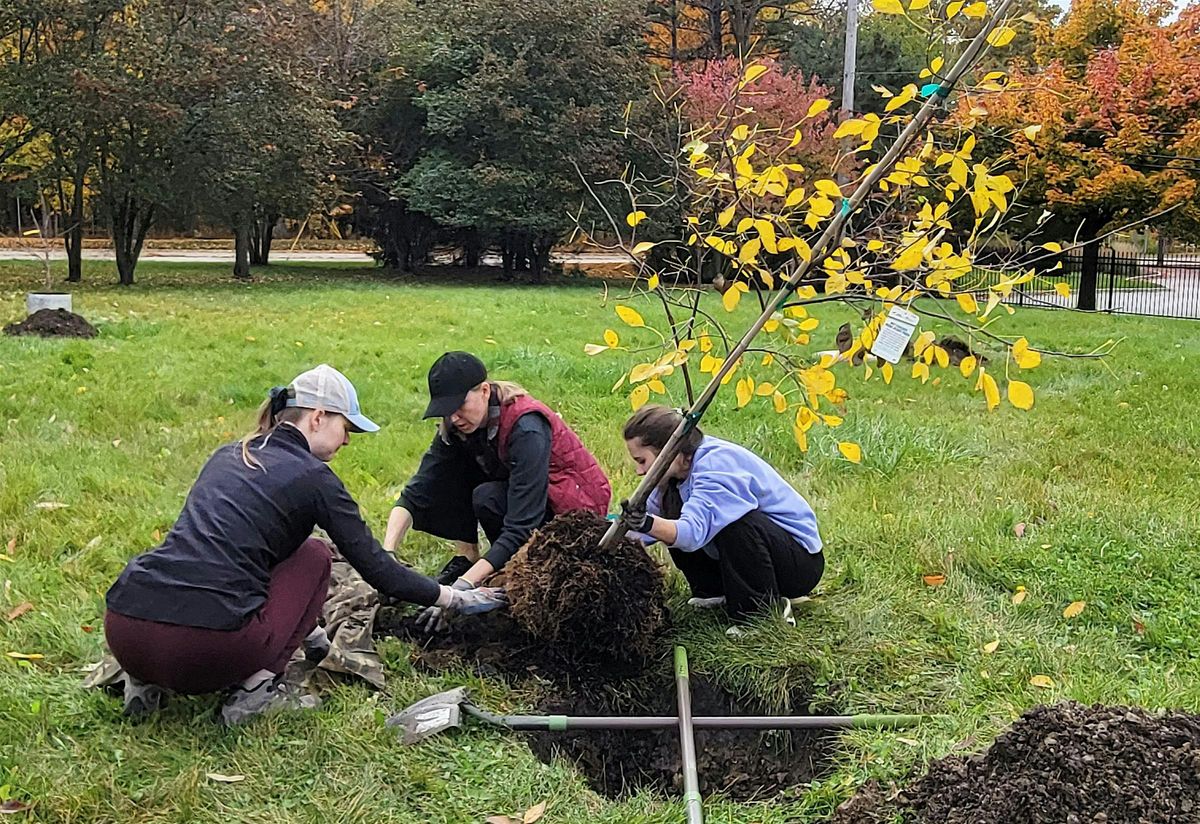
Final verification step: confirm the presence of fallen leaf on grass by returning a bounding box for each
[1029,674,1055,689]
[1011,586,1027,605]
[1062,601,1086,619]
[1013,522,1026,538]
[1133,619,1146,636]
[896,737,920,747]
[523,802,547,824]
[6,602,33,621]
[34,501,68,511]
[982,639,1000,654]
[5,652,44,660]
[0,799,33,814]
[5,538,14,554]
[922,574,946,587]
[206,773,245,783]
[485,817,517,824]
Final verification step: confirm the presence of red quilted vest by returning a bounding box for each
[496,394,611,517]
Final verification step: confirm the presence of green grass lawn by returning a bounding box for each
[2,260,1200,822]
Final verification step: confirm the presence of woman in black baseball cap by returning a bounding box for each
[383,352,611,629]
[103,365,508,725]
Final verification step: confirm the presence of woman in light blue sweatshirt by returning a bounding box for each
[621,405,824,625]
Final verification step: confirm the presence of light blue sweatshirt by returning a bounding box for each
[644,436,822,556]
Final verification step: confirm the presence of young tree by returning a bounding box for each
[583,0,1099,473]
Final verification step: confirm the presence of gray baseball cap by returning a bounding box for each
[287,364,379,433]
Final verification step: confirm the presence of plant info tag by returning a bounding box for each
[871,306,920,364]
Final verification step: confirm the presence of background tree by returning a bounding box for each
[984,0,1200,309]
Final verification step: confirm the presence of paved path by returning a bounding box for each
[0,248,633,265]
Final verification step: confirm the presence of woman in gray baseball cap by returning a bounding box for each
[103,364,507,725]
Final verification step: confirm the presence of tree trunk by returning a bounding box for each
[65,172,84,283]
[501,233,515,279]
[514,232,529,271]
[233,221,252,279]
[463,228,481,268]
[1157,232,1166,266]
[250,213,277,266]
[529,235,553,283]
[110,194,154,286]
[1075,215,1109,311]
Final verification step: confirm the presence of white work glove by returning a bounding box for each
[416,579,509,634]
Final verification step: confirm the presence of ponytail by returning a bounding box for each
[240,386,306,469]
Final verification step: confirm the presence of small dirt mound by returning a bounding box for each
[526,673,834,802]
[4,308,97,338]
[505,510,669,668]
[835,701,1200,824]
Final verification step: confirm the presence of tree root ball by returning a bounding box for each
[505,510,668,666]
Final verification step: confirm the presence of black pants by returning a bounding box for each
[669,510,824,620]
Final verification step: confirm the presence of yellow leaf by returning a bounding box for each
[873,0,905,13]
[946,0,964,15]
[604,329,619,348]
[1041,241,1062,253]
[741,64,768,85]
[986,25,1015,46]
[891,241,924,270]
[756,382,775,396]
[913,330,935,357]
[647,379,667,394]
[956,293,978,314]
[738,238,762,265]
[881,362,894,384]
[910,0,930,8]
[736,377,754,408]
[1023,124,1042,141]
[523,802,548,824]
[963,0,987,16]
[207,773,246,783]
[699,334,713,353]
[1012,337,1042,369]
[822,414,844,427]
[982,371,1000,410]
[911,361,930,383]
[630,384,650,411]
[1062,600,1086,619]
[631,241,658,256]
[1007,380,1034,410]
[616,305,645,328]
[1012,587,1028,605]
[6,651,44,660]
[629,363,656,383]
[731,124,750,141]
[1054,282,1071,299]
[799,317,820,331]
[1029,674,1055,689]
[982,639,1000,654]
[832,119,866,139]
[772,391,788,413]
[612,374,626,392]
[754,220,778,254]
[583,343,607,356]
[934,346,949,369]
[647,274,660,290]
[959,355,977,378]
[626,210,647,227]
[931,56,945,73]
[814,179,842,198]
[793,424,809,452]
[806,98,831,118]
[722,283,747,312]
[838,442,863,463]
[717,204,736,228]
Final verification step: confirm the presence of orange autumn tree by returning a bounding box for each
[984,0,1200,309]
[582,0,1109,463]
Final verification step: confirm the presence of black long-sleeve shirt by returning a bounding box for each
[399,412,551,570]
[107,424,440,630]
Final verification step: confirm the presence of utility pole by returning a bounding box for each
[842,0,858,117]
[839,0,858,186]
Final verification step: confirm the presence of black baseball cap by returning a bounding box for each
[422,351,488,419]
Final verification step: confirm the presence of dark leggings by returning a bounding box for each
[668,510,824,620]
[104,538,332,694]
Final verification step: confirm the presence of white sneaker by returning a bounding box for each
[687,595,726,609]
[122,675,168,719]
[781,598,796,627]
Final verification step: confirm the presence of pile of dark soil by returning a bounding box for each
[504,510,669,668]
[835,701,1200,824]
[526,672,834,802]
[4,308,97,338]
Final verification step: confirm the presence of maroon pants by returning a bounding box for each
[104,538,331,694]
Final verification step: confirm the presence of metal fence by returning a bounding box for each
[990,247,1200,320]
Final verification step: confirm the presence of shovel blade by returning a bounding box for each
[386,687,469,745]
